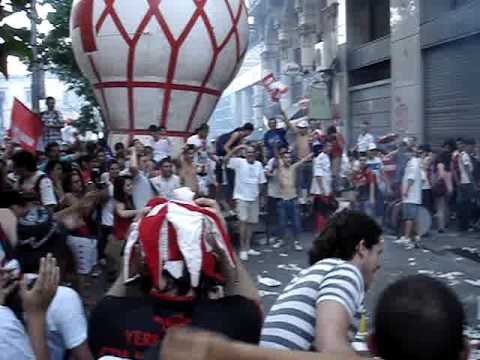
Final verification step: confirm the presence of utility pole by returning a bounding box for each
[30,0,41,113]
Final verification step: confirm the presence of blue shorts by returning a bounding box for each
[402,203,420,220]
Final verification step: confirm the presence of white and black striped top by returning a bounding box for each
[260,258,365,351]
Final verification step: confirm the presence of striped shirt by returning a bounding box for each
[260,258,365,351]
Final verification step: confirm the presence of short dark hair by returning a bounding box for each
[46,96,55,102]
[375,275,465,360]
[45,142,60,154]
[148,124,158,132]
[45,160,62,175]
[109,159,119,169]
[11,150,37,172]
[309,210,382,265]
[327,125,337,135]
[242,123,254,131]
[114,142,125,151]
[159,157,172,167]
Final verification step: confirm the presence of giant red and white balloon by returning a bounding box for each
[70,0,249,145]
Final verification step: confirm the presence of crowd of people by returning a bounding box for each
[0,96,478,360]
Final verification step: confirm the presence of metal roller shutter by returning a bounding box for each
[424,34,480,146]
[350,80,391,144]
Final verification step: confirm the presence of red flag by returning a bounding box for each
[10,98,43,153]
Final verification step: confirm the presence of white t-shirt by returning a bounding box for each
[265,158,281,199]
[228,157,267,201]
[367,156,385,192]
[357,133,375,153]
[0,305,35,359]
[46,286,88,360]
[132,172,155,210]
[402,157,422,204]
[150,174,181,200]
[459,151,473,184]
[310,152,332,195]
[19,171,57,206]
[101,177,115,227]
[150,137,171,163]
[187,134,209,166]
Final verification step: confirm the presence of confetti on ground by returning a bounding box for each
[278,264,303,272]
[262,270,269,274]
[257,275,282,287]
[409,262,416,266]
[463,247,478,253]
[259,290,280,297]
[279,253,289,257]
[465,279,480,287]
[418,270,434,275]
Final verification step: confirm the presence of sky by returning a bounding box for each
[4,3,54,75]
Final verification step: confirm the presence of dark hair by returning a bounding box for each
[375,275,465,360]
[45,142,60,154]
[159,157,172,167]
[108,159,119,169]
[11,150,37,172]
[46,96,55,102]
[198,123,209,132]
[64,170,85,194]
[242,123,254,132]
[114,142,125,151]
[45,160,62,175]
[309,210,382,265]
[113,175,134,206]
[148,124,158,132]
[0,190,27,208]
[327,125,337,135]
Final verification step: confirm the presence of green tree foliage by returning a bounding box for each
[43,0,104,135]
[0,0,32,78]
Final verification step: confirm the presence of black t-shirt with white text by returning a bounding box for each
[88,295,262,360]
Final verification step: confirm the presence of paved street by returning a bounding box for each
[246,228,480,328]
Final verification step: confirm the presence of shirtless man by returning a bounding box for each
[178,145,199,194]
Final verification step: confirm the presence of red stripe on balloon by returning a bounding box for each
[93,81,221,97]
[72,0,97,52]
[88,55,111,127]
[159,1,207,129]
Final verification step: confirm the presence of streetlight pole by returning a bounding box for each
[30,0,41,113]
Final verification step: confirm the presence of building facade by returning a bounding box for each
[345,0,480,146]
[209,0,346,139]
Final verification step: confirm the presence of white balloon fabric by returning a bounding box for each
[70,0,249,139]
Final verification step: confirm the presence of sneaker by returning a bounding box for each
[239,251,248,261]
[256,237,268,246]
[247,249,261,256]
[272,239,285,249]
[294,241,304,251]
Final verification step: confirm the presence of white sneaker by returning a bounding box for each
[247,249,261,256]
[239,251,248,261]
[272,239,285,249]
[294,241,304,251]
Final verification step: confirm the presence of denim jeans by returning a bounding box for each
[277,199,302,238]
[457,183,475,230]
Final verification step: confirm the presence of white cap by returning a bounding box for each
[368,143,377,151]
[296,119,309,128]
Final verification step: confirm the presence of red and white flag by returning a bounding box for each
[261,73,288,103]
[9,98,43,153]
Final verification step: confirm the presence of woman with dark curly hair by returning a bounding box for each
[261,210,384,356]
